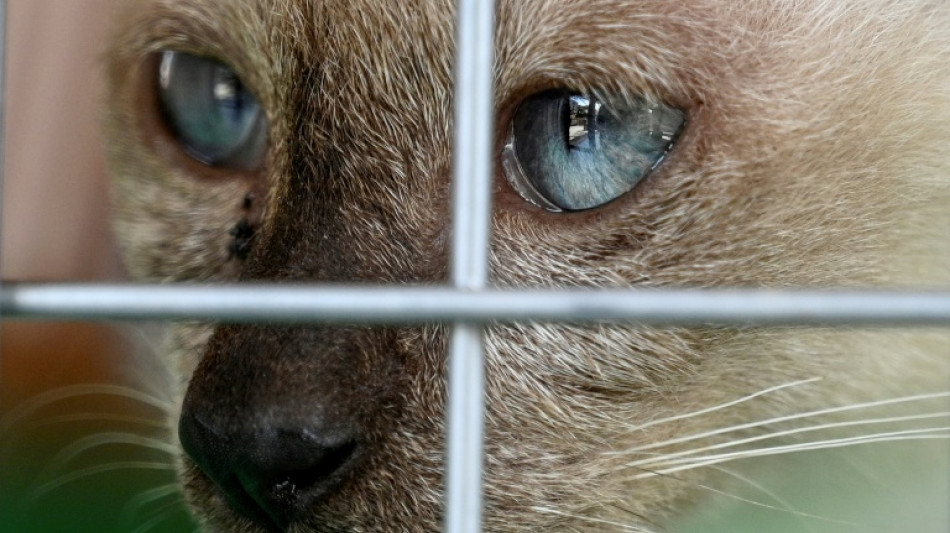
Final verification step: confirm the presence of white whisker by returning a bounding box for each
[618,391,950,458]
[623,410,950,468]
[129,507,193,533]
[621,378,822,436]
[531,505,659,532]
[706,466,857,528]
[1,384,172,434]
[38,431,178,481]
[633,427,950,479]
[31,461,176,498]
[24,412,166,431]
[120,483,184,529]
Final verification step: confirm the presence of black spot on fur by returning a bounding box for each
[229,218,256,261]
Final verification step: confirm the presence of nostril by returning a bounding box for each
[272,438,360,492]
[235,435,361,530]
[179,406,363,532]
[244,438,360,525]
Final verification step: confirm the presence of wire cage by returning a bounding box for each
[1,1,949,532]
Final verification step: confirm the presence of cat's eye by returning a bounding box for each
[156,51,267,170]
[503,90,685,212]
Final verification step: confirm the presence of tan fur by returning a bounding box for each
[104,0,950,531]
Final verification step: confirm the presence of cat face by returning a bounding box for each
[104,0,950,531]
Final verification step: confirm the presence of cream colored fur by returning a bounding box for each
[104,0,950,531]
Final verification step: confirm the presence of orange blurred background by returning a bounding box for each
[1,0,119,396]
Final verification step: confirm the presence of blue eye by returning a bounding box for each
[157,51,267,169]
[503,91,685,211]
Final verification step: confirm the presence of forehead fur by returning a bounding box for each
[108,0,950,286]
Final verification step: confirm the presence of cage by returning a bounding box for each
[1,1,949,532]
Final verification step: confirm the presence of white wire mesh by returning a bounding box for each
[0,1,949,532]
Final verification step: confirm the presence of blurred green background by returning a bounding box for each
[1,323,196,533]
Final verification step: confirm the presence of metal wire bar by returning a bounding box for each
[446,0,495,530]
[4,283,950,326]
[451,4,495,293]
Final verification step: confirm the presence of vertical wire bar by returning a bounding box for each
[445,0,495,531]
[450,0,494,290]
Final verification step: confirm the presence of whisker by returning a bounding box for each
[1,384,172,434]
[632,427,950,479]
[31,461,176,499]
[706,466,857,528]
[602,501,656,533]
[531,505,659,532]
[120,483,183,528]
[128,500,194,533]
[625,463,850,530]
[623,378,822,435]
[622,410,950,468]
[37,431,178,481]
[617,391,950,457]
[24,412,166,431]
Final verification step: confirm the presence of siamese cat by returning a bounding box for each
[104,0,950,531]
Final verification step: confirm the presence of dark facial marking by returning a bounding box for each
[229,217,256,261]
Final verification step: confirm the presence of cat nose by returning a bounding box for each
[178,404,363,532]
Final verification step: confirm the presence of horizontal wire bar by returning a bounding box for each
[3,283,950,326]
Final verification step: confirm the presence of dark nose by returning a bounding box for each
[178,404,362,532]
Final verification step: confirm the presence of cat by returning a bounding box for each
[103,0,950,531]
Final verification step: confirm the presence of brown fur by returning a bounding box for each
[105,0,950,531]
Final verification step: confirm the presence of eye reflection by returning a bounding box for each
[567,95,603,151]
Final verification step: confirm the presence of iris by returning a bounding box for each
[157,51,267,170]
[504,90,685,211]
